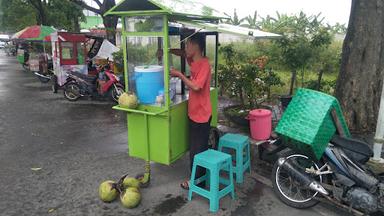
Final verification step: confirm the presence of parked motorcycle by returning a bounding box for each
[5,44,16,56]
[34,70,52,83]
[33,58,53,83]
[63,65,124,102]
[270,131,384,215]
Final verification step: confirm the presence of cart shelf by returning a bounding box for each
[112,105,168,116]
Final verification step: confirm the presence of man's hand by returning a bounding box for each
[170,68,182,77]
[170,68,201,92]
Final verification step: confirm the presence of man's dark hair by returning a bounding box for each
[188,33,205,53]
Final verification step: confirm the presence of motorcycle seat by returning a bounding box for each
[330,135,373,164]
[69,71,97,84]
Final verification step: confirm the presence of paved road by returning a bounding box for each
[0,50,348,216]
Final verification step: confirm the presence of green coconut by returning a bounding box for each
[118,92,138,109]
[99,180,118,203]
[122,177,141,189]
[120,188,141,208]
[126,187,140,193]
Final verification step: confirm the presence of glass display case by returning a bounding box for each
[109,0,223,167]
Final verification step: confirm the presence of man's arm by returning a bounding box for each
[157,49,185,58]
[171,69,201,92]
[170,49,185,57]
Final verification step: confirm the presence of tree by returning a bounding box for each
[335,0,384,133]
[1,0,36,32]
[70,0,118,44]
[27,0,47,25]
[225,9,241,25]
[329,22,347,34]
[240,11,258,29]
[266,12,332,95]
[1,0,84,32]
[48,0,84,32]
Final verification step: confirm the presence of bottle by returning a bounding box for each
[156,90,164,106]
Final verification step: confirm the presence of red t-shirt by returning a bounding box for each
[188,57,212,123]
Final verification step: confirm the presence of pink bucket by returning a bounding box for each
[248,109,272,140]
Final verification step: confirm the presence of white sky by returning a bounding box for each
[88,0,352,25]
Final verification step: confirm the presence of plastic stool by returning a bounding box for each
[188,149,235,212]
[218,133,251,183]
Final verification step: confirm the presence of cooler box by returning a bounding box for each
[134,65,164,104]
[275,88,350,159]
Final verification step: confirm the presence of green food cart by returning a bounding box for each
[105,0,281,184]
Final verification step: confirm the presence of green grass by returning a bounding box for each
[270,70,338,95]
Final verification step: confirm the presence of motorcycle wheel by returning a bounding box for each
[110,85,124,102]
[272,151,323,209]
[64,83,81,101]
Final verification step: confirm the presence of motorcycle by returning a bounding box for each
[63,65,124,102]
[5,44,16,56]
[33,58,54,83]
[270,128,384,215]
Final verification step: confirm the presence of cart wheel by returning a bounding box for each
[135,173,150,188]
[208,127,219,150]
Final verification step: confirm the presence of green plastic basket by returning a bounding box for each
[275,88,350,159]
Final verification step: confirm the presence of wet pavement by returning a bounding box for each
[0,50,349,216]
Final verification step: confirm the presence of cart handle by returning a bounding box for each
[112,105,167,116]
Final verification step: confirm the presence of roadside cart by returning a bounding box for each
[50,32,121,93]
[50,32,106,92]
[12,25,56,78]
[106,0,281,184]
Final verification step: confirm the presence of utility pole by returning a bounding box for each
[372,81,384,163]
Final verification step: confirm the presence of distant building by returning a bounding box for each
[80,10,122,47]
[80,16,103,30]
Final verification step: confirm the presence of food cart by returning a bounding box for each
[12,25,56,78]
[105,0,281,184]
[50,32,105,92]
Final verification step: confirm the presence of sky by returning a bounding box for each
[87,0,352,25]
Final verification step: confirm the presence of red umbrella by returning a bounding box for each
[12,25,56,41]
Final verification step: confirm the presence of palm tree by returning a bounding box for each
[240,11,259,29]
[224,9,241,25]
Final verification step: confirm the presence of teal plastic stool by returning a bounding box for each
[188,149,235,212]
[218,133,251,183]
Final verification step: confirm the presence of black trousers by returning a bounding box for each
[189,116,211,183]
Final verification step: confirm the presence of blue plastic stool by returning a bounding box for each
[218,133,251,183]
[188,149,235,212]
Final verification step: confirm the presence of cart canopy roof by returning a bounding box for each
[177,21,281,39]
[50,32,87,42]
[105,0,229,21]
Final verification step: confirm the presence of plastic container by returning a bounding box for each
[134,65,164,104]
[156,90,164,106]
[170,78,177,101]
[248,109,272,140]
[29,59,40,72]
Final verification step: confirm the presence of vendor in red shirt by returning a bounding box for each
[170,34,212,190]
